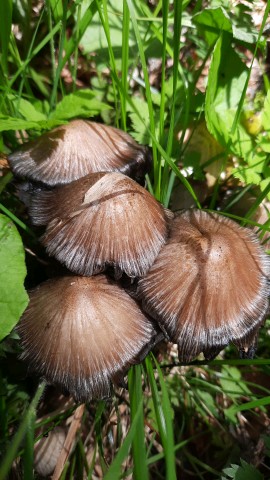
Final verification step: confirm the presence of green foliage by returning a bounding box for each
[221,459,264,480]
[0,215,28,342]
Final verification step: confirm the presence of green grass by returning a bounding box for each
[0,1,270,478]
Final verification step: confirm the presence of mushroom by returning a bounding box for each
[137,209,270,362]
[18,275,161,402]
[8,119,152,186]
[28,172,173,278]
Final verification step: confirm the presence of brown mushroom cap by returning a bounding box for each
[8,119,152,186]
[18,275,160,402]
[137,209,270,362]
[28,172,173,278]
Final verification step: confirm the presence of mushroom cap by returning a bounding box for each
[29,172,173,278]
[8,120,152,186]
[18,275,159,402]
[137,209,270,362]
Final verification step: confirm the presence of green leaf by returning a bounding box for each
[258,135,270,153]
[127,98,152,145]
[0,215,28,342]
[48,0,63,23]
[222,459,263,480]
[233,167,262,186]
[7,95,47,122]
[193,7,232,46]
[220,367,251,397]
[205,33,253,158]
[0,116,65,132]
[232,24,260,45]
[262,89,270,131]
[79,0,137,60]
[193,6,262,47]
[49,89,111,120]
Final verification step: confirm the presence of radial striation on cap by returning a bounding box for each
[18,275,160,402]
[8,120,152,186]
[28,172,173,278]
[137,209,270,362]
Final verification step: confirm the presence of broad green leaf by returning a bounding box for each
[0,116,66,132]
[0,117,41,132]
[222,460,263,480]
[49,90,111,120]
[233,168,261,186]
[8,95,47,122]
[0,215,28,342]
[193,7,232,46]
[80,0,136,59]
[220,367,251,396]
[232,24,260,45]
[193,6,262,47]
[196,390,218,417]
[258,135,270,153]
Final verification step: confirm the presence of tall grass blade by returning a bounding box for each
[128,365,149,480]
[145,355,177,480]
[121,0,130,131]
[126,0,158,193]
[104,393,145,480]
[0,381,46,480]
[0,0,12,75]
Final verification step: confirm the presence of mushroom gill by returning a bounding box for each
[28,172,173,278]
[137,209,270,362]
[8,119,151,186]
[18,275,160,402]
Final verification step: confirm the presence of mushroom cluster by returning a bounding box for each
[10,119,270,403]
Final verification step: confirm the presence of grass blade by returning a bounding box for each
[0,381,46,480]
[0,0,12,75]
[145,355,177,480]
[128,365,149,480]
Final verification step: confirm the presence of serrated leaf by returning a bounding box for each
[127,98,152,144]
[233,167,262,185]
[0,215,28,342]
[222,460,263,480]
[0,117,42,132]
[49,90,111,121]
[237,459,263,480]
[8,95,46,122]
[0,116,66,132]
